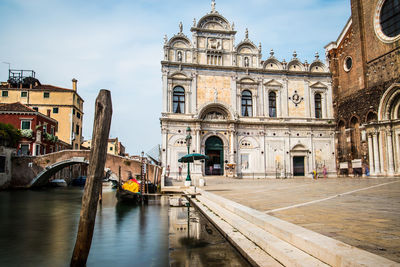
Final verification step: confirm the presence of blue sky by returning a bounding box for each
[0,0,350,155]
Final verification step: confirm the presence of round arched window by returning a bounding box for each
[374,0,400,42]
[380,0,400,37]
[344,56,352,72]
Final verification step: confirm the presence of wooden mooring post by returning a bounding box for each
[71,90,112,266]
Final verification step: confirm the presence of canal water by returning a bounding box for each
[0,187,250,267]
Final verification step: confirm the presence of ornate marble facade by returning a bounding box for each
[161,2,336,179]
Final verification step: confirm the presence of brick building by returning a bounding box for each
[325,0,399,176]
[0,102,70,155]
[82,137,126,156]
[0,70,84,149]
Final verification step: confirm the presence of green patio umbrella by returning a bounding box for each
[178,153,209,163]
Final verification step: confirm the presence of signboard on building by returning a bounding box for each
[352,159,362,168]
[339,162,348,169]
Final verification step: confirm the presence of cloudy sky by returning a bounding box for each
[0,0,350,155]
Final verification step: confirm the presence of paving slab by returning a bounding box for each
[202,177,400,263]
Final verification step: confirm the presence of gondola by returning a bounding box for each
[116,186,143,203]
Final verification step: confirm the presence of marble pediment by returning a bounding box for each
[264,79,283,87]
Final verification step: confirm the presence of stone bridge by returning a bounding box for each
[11,150,162,188]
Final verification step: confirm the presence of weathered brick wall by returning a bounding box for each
[362,0,400,63]
[328,0,400,174]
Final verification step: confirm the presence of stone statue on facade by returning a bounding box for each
[211,0,216,13]
[179,22,183,33]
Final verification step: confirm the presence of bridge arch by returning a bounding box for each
[29,157,89,187]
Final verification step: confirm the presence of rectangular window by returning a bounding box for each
[2,91,8,97]
[77,112,81,119]
[35,144,40,156]
[21,91,27,97]
[110,147,113,151]
[21,120,31,130]
[43,92,50,98]
[0,156,5,173]
[72,109,75,115]
[43,124,47,134]
[76,125,79,135]
[20,145,29,155]
[33,107,39,112]
[53,107,59,114]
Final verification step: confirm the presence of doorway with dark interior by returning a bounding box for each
[293,156,305,176]
[205,136,224,176]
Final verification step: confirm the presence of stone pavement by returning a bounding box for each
[199,176,400,263]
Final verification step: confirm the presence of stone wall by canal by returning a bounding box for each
[8,150,162,188]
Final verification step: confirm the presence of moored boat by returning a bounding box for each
[116,178,146,203]
[116,187,142,203]
[49,179,67,187]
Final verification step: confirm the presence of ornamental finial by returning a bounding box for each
[270,49,274,57]
[211,0,216,12]
[245,28,249,39]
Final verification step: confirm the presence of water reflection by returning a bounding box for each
[168,200,250,267]
[0,188,169,267]
[0,189,248,267]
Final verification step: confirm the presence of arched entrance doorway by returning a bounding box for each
[205,136,224,176]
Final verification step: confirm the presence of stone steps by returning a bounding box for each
[194,194,329,267]
[198,190,399,267]
[193,195,283,267]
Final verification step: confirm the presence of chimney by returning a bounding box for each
[72,78,77,91]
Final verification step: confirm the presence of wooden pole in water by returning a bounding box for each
[71,90,112,267]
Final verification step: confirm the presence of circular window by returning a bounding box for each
[344,56,352,72]
[374,0,400,42]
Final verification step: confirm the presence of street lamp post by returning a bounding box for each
[185,127,192,187]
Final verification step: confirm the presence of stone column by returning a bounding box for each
[372,132,381,174]
[185,90,191,114]
[327,82,333,118]
[367,133,375,175]
[196,128,200,153]
[161,128,168,188]
[192,74,197,113]
[253,92,257,117]
[387,130,395,175]
[162,72,168,113]
[322,92,327,118]
[258,80,264,117]
[229,129,235,163]
[167,82,172,113]
[277,88,282,117]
